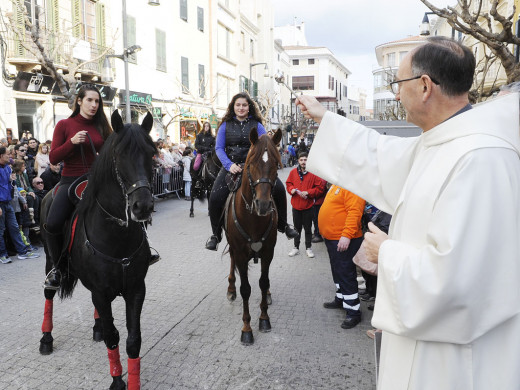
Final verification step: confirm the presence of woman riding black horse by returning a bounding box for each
[205,92,298,250]
[44,84,111,290]
[193,121,215,173]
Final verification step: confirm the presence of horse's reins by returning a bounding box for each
[229,157,276,263]
[78,131,151,283]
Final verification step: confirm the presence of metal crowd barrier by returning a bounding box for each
[281,152,289,168]
[152,166,184,199]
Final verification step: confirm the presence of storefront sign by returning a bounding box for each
[209,114,219,129]
[50,81,116,102]
[119,90,153,106]
[152,107,162,119]
[13,72,54,94]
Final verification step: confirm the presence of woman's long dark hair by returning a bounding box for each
[219,92,264,127]
[70,84,113,140]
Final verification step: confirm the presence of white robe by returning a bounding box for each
[307,92,520,390]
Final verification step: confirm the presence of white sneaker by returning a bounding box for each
[18,251,40,260]
[288,248,299,257]
[306,248,315,258]
[0,256,12,264]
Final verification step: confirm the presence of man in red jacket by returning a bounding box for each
[286,152,323,258]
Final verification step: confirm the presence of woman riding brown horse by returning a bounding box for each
[225,127,282,345]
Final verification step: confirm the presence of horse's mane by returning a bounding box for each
[78,124,157,216]
[245,133,282,168]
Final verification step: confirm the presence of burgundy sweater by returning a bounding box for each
[49,114,104,177]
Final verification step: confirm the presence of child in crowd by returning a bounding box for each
[182,148,193,201]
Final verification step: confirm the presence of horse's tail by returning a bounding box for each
[58,267,78,300]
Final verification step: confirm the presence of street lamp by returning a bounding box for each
[101,0,158,123]
[249,62,269,96]
[420,12,437,36]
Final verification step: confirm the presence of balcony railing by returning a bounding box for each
[5,30,111,75]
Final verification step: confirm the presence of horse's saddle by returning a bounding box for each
[68,174,89,205]
[225,171,242,193]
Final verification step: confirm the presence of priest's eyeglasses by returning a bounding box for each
[389,75,440,94]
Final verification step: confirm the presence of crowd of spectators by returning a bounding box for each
[1,132,61,263]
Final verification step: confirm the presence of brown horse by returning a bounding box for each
[225,128,282,345]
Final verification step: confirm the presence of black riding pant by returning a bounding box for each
[292,207,313,249]
[46,176,78,234]
[208,167,288,240]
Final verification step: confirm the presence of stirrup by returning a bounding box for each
[205,235,219,251]
[43,268,61,290]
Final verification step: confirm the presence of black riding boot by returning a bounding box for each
[273,178,299,239]
[206,168,228,251]
[43,226,64,290]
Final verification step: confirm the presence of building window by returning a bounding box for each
[181,56,189,93]
[180,0,188,21]
[198,64,205,98]
[387,52,395,67]
[197,7,204,32]
[156,29,166,72]
[328,75,335,90]
[293,59,299,65]
[399,51,408,64]
[218,24,232,59]
[250,39,254,57]
[292,76,314,90]
[308,58,315,65]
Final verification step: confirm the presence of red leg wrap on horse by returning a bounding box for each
[107,346,123,377]
[127,357,141,390]
[42,299,53,333]
[94,308,100,320]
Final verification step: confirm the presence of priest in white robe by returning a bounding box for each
[299,37,520,390]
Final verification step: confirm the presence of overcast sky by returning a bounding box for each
[272,0,447,107]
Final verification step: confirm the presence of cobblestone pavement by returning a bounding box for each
[0,168,377,390]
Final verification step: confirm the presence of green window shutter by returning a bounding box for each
[46,0,60,61]
[197,7,204,32]
[180,0,187,21]
[127,16,137,63]
[14,0,26,56]
[198,64,205,98]
[253,81,258,99]
[181,57,189,92]
[96,2,106,47]
[156,29,166,71]
[71,0,82,38]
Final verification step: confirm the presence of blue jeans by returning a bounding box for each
[0,201,30,257]
[324,237,363,317]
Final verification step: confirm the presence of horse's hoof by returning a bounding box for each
[39,341,53,355]
[259,319,272,333]
[227,291,236,301]
[189,212,194,218]
[266,294,272,305]
[39,332,53,355]
[109,376,126,390]
[241,331,254,345]
[93,330,103,342]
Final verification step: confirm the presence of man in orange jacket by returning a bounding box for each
[319,184,365,329]
[285,152,324,258]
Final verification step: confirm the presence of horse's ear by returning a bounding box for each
[272,129,282,146]
[111,110,124,133]
[249,127,258,145]
[141,112,154,134]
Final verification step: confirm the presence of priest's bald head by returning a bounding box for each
[394,37,475,132]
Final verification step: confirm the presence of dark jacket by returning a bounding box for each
[225,118,259,165]
[41,167,61,192]
[195,131,215,154]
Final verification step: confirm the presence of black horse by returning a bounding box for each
[189,150,221,217]
[39,111,157,390]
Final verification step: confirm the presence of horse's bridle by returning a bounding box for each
[96,156,152,227]
[243,163,276,215]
